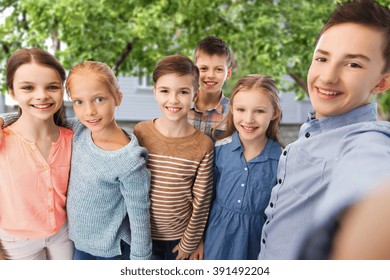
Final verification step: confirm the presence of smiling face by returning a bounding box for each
[10,63,63,122]
[232,88,275,145]
[154,73,194,123]
[69,72,120,134]
[307,23,389,119]
[195,51,232,97]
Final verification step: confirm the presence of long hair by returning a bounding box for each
[217,74,283,147]
[6,48,68,127]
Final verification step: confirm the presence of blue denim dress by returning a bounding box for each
[204,132,281,259]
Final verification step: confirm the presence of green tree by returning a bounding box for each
[1,0,389,117]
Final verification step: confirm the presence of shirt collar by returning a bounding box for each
[230,131,281,162]
[191,92,227,114]
[302,103,378,134]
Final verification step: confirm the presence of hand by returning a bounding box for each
[189,239,204,260]
[172,244,190,260]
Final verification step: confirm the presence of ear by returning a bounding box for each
[226,67,233,81]
[372,73,390,94]
[115,91,123,106]
[192,89,199,102]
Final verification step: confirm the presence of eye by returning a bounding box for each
[95,97,105,103]
[48,85,60,90]
[179,90,189,95]
[22,85,33,91]
[314,57,327,63]
[73,100,82,105]
[199,67,207,72]
[160,89,169,94]
[346,62,362,68]
[255,109,265,114]
[235,107,244,112]
[217,68,224,72]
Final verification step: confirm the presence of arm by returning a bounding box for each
[331,179,390,259]
[174,149,214,259]
[119,150,152,260]
[0,112,19,144]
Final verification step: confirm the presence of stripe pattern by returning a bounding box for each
[133,120,214,253]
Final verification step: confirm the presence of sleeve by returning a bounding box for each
[178,147,214,254]
[118,148,152,260]
[0,112,19,127]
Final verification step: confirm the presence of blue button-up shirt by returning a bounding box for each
[258,103,390,260]
[204,131,281,259]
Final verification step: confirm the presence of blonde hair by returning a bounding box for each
[218,74,283,147]
[66,61,122,105]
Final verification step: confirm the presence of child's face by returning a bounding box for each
[10,63,63,122]
[232,88,275,144]
[69,72,119,134]
[195,52,232,97]
[154,73,194,122]
[308,23,389,118]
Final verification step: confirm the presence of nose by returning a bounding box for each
[206,69,215,79]
[35,88,49,100]
[86,103,97,116]
[244,111,254,123]
[319,63,339,84]
[168,92,179,104]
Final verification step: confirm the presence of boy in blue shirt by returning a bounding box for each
[259,0,390,260]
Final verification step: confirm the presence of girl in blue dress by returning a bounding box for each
[199,74,283,260]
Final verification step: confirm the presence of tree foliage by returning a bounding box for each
[1,0,389,116]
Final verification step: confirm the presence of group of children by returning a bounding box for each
[1,0,390,261]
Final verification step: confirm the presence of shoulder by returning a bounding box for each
[59,126,74,138]
[133,120,153,136]
[215,135,233,147]
[194,130,214,152]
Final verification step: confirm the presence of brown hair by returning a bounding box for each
[218,74,283,147]
[6,48,68,127]
[153,54,199,90]
[66,61,122,105]
[194,36,233,68]
[317,0,390,72]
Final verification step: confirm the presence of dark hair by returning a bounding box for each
[153,54,199,90]
[317,0,390,72]
[217,74,283,147]
[194,36,233,68]
[66,61,122,105]
[6,48,68,127]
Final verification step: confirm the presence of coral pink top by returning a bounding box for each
[0,126,73,238]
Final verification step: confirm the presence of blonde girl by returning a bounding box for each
[202,74,283,260]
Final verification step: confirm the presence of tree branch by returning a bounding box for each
[289,72,308,96]
[113,41,134,74]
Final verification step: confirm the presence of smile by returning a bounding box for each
[317,87,341,96]
[166,107,181,113]
[242,126,258,132]
[31,103,53,109]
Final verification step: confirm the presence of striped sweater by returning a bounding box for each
[133,120,214,254]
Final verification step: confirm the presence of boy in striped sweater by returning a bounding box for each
[133,54,214,260]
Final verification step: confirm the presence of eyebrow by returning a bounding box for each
[316,49,370,61]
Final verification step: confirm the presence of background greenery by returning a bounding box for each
[1,0,389,118]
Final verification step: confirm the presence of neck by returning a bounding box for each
[154,117,195,138]
[241,135,268,162]
[11,114,59,142]
[196,90,222,111]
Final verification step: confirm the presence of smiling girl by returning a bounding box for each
[202,74,283,260]
[0,48,73,260]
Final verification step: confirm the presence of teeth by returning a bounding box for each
[33,104,51,109]
[167,107,180,113]
[88,120,99,123]
[318,88,340,96]
[205,82,217,85]
[243,126,256,131]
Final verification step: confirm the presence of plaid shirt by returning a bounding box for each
[188,94,230,141]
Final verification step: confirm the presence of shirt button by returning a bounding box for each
[49,208,54,212]
[48,187,53,192]
[262,239,266,244]
[241,183,245,187]
[270,202,274,208]
[237,200,241,203]
[278,179,282,184]
[305,132,310,138]
[244,167,248,171]
[283,150,287,156]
